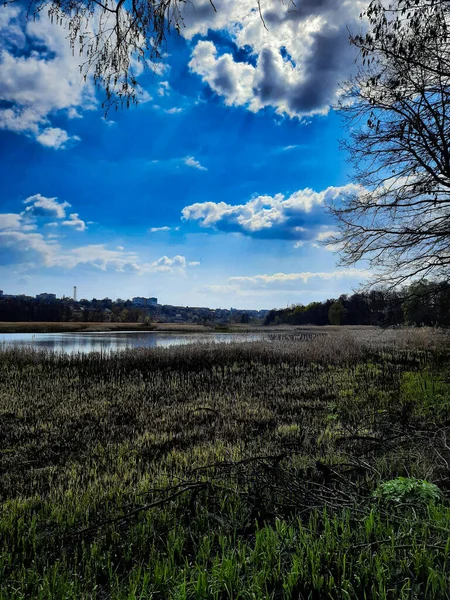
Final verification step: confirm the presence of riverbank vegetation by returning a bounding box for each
[1,329,450,598]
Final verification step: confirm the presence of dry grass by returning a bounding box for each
[1,331,450,598]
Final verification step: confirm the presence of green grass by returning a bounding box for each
[1,333,450,598]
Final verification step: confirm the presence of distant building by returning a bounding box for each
[0,290,3,298]
[36,293,57,301]
[132,297,158,307]
[132,297,146,307]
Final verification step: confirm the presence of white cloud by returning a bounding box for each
[182,184,362,240]
[150,255,187,272]
[0,230,58,266]
[0,209,198,277]
[23,194,70,219]
[201,268,370,300]
[0,213,22,230]
[311,229,343,252]
[183,0,364,118]
[166,107,183,114]
[101,116,116,126]
[36,127,80,149]
[54,244,141,271]
[229,270,369,286]
[61,213,87,232]
[158,81,170,96]
[0,6,96,146]
[183,156,208,171]
[188,261,200,267]
[149,226,171,233]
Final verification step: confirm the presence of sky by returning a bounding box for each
[0,0,370,309]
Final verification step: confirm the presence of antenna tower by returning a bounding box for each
[73,286,77,301]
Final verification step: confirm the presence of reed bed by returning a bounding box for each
[1,331,450,599]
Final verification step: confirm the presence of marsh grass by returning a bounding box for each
[1,332,450,598]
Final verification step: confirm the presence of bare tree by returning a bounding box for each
[9,0,218,108]
[328,0,450,288]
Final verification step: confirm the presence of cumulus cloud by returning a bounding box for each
[0,214,22,230]
[183,0,365,118]
[61,213,87,232]
[0,208,199,277]
[0,6,96,146]
[23,194,70,219]
[0,230,57,266]
[150,255,187,272]
[183,156,208,171]
[36,127,80,149]
[182,184,361,240]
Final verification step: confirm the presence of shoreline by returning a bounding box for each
[0,322,219,334]
[0,321,384,334]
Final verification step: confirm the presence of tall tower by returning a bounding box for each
[73,286,77,301]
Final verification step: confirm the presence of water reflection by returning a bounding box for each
[0,332,267,354]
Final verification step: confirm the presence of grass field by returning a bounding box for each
[1,330,450,598]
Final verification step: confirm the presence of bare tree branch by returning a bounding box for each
[328,0,450,289]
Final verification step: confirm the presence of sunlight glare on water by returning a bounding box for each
[0,332,267,354]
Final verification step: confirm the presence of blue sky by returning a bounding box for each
[0,1,369,309]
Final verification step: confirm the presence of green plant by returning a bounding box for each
[373,477,442,506]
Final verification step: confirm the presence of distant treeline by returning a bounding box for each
[1,280,449,326]
[0,297,143,323]
[264,281,450,327]
[0,297,261,325]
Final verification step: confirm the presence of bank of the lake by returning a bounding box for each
[1,330,450,599]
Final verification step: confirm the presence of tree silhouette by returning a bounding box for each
[328,0,450,288]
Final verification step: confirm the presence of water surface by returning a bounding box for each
[0,331,267,354]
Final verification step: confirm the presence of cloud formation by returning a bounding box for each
[23,194,70,220]
[150,255,188,272]
[0,196,199,277]
[0,214,23,231]
[0,6,95,146]
[182,184,361,240]
[183,0,364,117]
[183,156,208,171]
[202,268,369,300]
[149,226,171,233]
[62,213,87,232]
[36,127,80,150]
[229,270,369,286]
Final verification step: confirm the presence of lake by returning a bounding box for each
[0,331,268,354]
